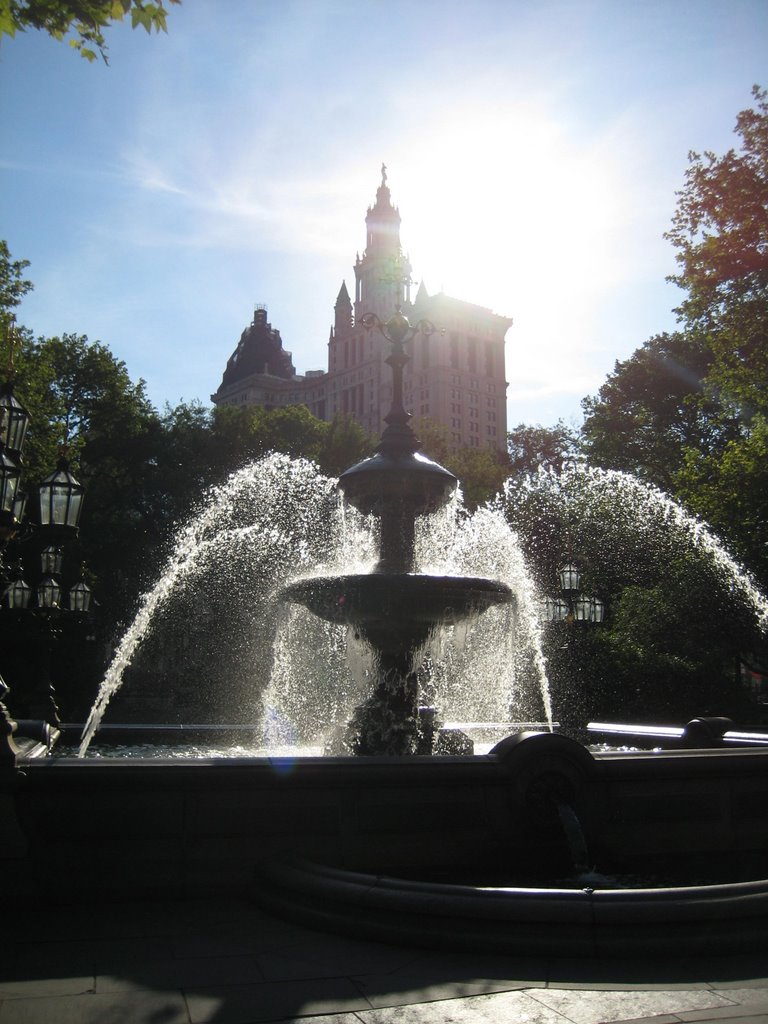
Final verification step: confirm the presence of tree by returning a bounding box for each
[317,413,374,478]
[580,332,728,490]
[212,403,328,473]
[410,416,510,508]
[676,414,768,584]
[1,0,181,62]
[666,86,768,336]
[0,330,155,482]
[665,84,768,423]
[448,446,509,510]
[580,88,768,586]
[0,239,33,320]
[507,422,579,478]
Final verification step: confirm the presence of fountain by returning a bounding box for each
[280,308,512,755]
[3,309,768,958]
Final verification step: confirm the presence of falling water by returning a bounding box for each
[79,455,349,755]
[414,493,552,729]
[79,456,552,756]
[79,454,768,758]
[265,487,553,749]
[503,464,768,629]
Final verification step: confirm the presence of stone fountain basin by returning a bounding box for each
[253,857,768,958]
[280,572,513,635]
[7,730,768,959]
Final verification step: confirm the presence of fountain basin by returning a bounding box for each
[253,858,768,958]
[281,572,513,651]
[5,731,768,957]
[339,450,457,520]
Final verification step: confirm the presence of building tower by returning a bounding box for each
[212,170,512,451]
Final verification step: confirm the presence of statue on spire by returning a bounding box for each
[381,162,387,186]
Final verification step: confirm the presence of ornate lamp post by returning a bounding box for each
[537,560,607,740]
[0,322,91,754]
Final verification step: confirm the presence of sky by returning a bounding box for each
[1,0,766,431]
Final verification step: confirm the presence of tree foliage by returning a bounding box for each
[665,86,768,337]
[0,327,154,483]
[0,239,33,321]
[582,88,768,589]
[507,421,579,478]
[0,0,181,62]
[581,332,727,490]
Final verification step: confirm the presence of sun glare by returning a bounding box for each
[392,105,630,407]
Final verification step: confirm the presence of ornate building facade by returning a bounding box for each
[212,171,511,451]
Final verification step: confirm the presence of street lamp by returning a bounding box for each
[539,562,605,625]
[2,574,31,610]
[0,342,90,739]
[0,380,31,457]
[41,545,64,576]
[37,576,62,610]
[0,379,31,542]
[38,458,85,535]
[67,579,92,614]
[0,448,22,540]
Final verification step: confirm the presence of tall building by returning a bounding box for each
[212,170,512,451]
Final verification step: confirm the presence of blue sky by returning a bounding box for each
[1,1,766,430]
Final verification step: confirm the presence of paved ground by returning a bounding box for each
[3,897,768,1024]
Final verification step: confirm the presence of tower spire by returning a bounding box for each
[353,166,410,319]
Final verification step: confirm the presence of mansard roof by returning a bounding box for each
[219,307,296,388]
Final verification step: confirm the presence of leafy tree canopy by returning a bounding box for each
[666,85,768,334]
[507,421,579,478]
[580,331,729,490]
[676,413,768,583]
[500,465,766,727]
[0,328,154,484]
[665,84,768,421]
[581,88,768,585]
[0,0,181,62]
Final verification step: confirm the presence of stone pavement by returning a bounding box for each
[3,897,767,1024]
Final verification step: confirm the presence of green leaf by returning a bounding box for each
[0,3,17,40]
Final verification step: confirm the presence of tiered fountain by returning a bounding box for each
[281,308,511,756]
